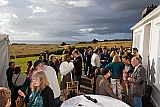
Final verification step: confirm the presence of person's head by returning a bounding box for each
[62,54,70,62]
[27,61,32,67]
[122,55,131,65]
[65,46,71,51]
[72,50,79,58]
[39,54,43,60]
[94,48,100,54]
[125,48,131,54]
[110,51,116,57]
[33,60,44,71]
[14,66,21,74]
[84,48,88,51]
[0,87,11,107]
[31,71,49,92]
[103,48,108,54]
[8,62,15,69]
[49,54,57,63]
[132,48,139,56]
[131,56,142,67]
[112,55,121,63]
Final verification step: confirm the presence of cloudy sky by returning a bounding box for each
[0,0,159,43]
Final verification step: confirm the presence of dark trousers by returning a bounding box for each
[91,66,97,78]
[74,75,81,90]
[84,62,87,75]
[85,63,92,76]
[91,66,98,94]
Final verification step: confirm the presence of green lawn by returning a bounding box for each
[10,55,62,74]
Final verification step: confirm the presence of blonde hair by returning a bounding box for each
[62,54,70,62]
[110,51,116,57]
[31,71,49,92]
[112,55,121,63]
[49,54,56,61]
[0,87,11,107]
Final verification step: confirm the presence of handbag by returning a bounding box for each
[67,89,77,99]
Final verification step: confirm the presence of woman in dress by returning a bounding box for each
[60,54,74,100]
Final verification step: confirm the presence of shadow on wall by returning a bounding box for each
[157,57,160,84]
[149,59,156,84]
[147,56,150,80]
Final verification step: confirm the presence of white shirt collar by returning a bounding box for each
[134,64,141,72]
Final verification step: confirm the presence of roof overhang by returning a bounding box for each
[131,5,160,30]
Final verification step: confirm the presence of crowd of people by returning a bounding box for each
[0,45,147,107]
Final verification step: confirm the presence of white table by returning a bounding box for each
[61,95,130,107]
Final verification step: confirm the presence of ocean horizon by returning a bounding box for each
[10,39,131,45]
[10,35,132,44]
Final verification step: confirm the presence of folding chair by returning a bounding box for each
[91,77,94,92]
[66,81,79,98]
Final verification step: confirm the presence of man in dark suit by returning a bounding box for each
[6,62,15,89]
[6,62,15,107]
[128,57,146,107]
[72,50,82,90]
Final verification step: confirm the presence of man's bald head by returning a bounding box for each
[131,56,142,67]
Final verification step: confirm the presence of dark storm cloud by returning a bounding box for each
[0,0,159,42]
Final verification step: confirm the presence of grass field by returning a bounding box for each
[10,41,131,56]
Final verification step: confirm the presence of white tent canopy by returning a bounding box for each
[0,34,9,87]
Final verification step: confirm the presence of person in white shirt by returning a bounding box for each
[33,60,61,107]
[91,48,101,78]
[91,48,101,94]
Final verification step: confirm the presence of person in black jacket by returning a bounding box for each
[6,62,15,89]
[25,61,32,75]
[6,62,15,107]
[87,48,93,78]
[72,50,82,90]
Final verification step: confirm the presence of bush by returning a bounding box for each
[92,38,98,43]
[61,42,67,46]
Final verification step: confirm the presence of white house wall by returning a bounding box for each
[150,16,160,107]
[132,26,144,56]
[131,6,160,107]
[150,16,160,85]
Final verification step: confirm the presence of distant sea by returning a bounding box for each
[10,35,132,44]
[10,40,80,44]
